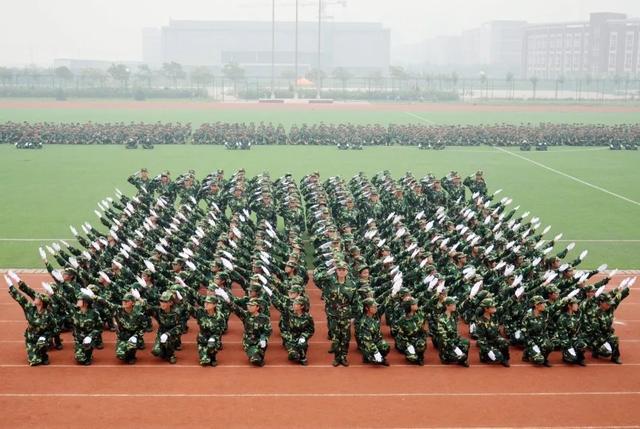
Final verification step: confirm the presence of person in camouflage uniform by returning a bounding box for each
[394,297,428,365]
[475,297,510,367]
[556,297,587,366]
[6,272,55,366]
[316,261,359,367]
[192,295,227,367]
[436,297,470,366]
[522,295,553,367]
[149,290,183,364]
[589,287,630,364]
[270,289,315,366]
[95,290,147,364]
[463,171,487,196]
[224,294,272,367]
[356,298,390,366]
[68,291,103,365]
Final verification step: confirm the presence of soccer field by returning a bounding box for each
[1,143,638,268]
[1,99,640,126]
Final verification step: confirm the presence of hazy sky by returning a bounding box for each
[2,0,640,66]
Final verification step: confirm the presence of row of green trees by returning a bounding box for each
[1,62,638,100]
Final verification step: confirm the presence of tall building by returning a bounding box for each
[522,12,640,78]
[416,21,526,75]
[143,20,390,77]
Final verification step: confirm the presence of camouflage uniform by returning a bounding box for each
[9,284,55,366]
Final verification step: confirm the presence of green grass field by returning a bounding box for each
[1,105,640,126]
[1,144,638,268]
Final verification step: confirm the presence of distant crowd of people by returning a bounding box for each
[2,121,639,149]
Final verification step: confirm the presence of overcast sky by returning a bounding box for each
[2,0,640,66]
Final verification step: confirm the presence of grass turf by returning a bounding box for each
[0,144,638,268]
[1,106,640,126]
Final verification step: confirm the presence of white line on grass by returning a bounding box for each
[0,238,78,242]
[404,111,435,124]
[558,239,640,243]
[0,391,637,398]
[494,147,640,207]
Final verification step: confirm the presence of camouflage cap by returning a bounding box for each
[363,297,377,308]
[336,261,348,269]
[122,292,136,302]
[444,296,457,306]
[531,295,546,306]
[480,298,496,308]
[247,298,261,307]
[565,297,579,305]
[204,295,218,304]
[159,291,174,302]
[546,285,560,294]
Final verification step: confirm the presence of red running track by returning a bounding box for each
[0,273,638,429]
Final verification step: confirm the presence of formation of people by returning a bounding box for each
[2,121,639,148]
[6,167,634,368]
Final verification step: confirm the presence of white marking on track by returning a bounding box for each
[0,391,638,398]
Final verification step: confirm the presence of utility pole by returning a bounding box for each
[294,0,299,98]
[316,0,322,99]
[271,0,276,99]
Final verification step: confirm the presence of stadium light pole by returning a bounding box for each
[294,0,299,99]
[271,0,276,99]
[316,0,322,99]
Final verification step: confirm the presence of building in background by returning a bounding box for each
[397,21,526,76]
[522,12,640,78]
[143,20,390,77]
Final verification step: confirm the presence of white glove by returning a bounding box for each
[39,247,47,261]
[136,276,147,288]
[131,289,141,300]
[41,282,54,296]
[298,337,306,345]
[70,225,79,236]
[567,347,576,357]
[603,342,612,353]
[262,285,273,297]
[83,336,92,345]
[4,275,14,288]
[259,339,267,348]
[52,242,61,252]
[37,336,46,344]
[160,333,168,344]
[566,242,575,251]
[454,347,464,357]
[80,288,96,299]
[487,350,496,361]
[579,250,588,261]
[8,271,20,283]
[373,352,383,363]
[175,291,183,301]
[51,270,64,283]
[128,335,138,345]
[514,330,522,339]
[532,345,541,354]
[406,345,416,355]
[214,288,230,303]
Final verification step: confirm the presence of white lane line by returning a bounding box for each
[494,147,640,207]
[404,111,435,124]
[0,238,78,242]
[0,391,638,398]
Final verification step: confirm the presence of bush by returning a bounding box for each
[0,87,208,99]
